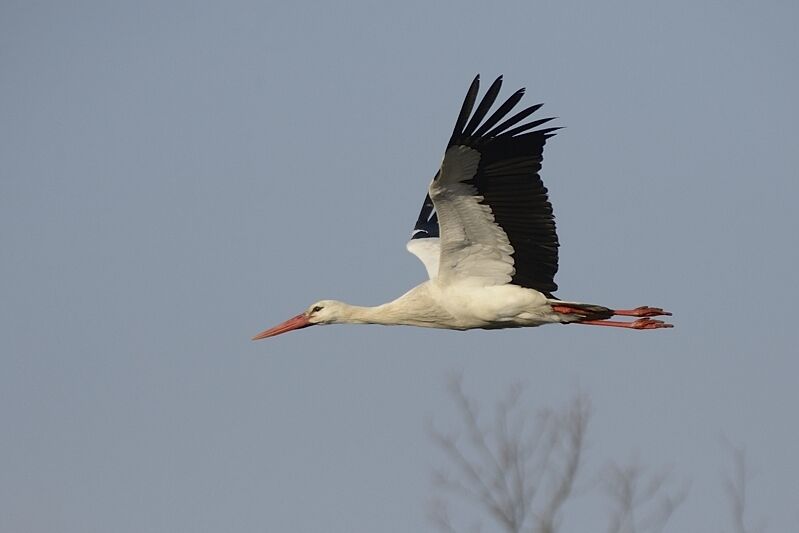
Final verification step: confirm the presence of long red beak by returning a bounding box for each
[252,313,313,340]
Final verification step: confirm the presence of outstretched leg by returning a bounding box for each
[612,306,672,318]
[552,304,671,318]
[577,318,673,330]
[549,301,674,329]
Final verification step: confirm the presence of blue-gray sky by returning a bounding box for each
[2,1,798,531]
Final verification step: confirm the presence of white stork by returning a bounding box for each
[253,75,672,340]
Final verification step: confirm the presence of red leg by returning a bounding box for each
[577,318,674,330]
[552,305,592,316]
[612,306,672,317]
[552,305,671,318]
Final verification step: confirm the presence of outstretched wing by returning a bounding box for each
[428,75,560,295]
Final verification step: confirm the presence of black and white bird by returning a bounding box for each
[253,75,672,340]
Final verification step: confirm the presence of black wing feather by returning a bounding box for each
[484,103,544,138]
[449,75,480,145]
[411,194,439,239]
[472,88,525,138]
[462,76,503,137]
[448,75,561,295]
[498,117,559,138]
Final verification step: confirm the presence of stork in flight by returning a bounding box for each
[253,75,672,340]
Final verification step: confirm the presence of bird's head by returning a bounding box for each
[303,300,346,325]
[251,300,346,340]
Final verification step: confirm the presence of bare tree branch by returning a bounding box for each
[725,445,749,533]
[603,462,687,533]
[429,380,765,533]
[536,397,588,533]
[723,444,767,533]
[429,378,589,533]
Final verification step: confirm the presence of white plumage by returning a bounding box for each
[405,239,440,279]
[253,75,672,340]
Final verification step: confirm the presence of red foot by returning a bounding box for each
[613,306,672,318]
[578,318,674,330]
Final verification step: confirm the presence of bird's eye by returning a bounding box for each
[312,306,324,313]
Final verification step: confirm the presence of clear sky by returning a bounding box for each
[2,1,798,531]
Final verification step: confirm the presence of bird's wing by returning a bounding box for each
[428,75,560,294]
[406,194,441,279]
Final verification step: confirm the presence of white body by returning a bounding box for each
[312,281,572,331]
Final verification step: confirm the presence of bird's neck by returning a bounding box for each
[334,285,448,328]
[337,302,420,327]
